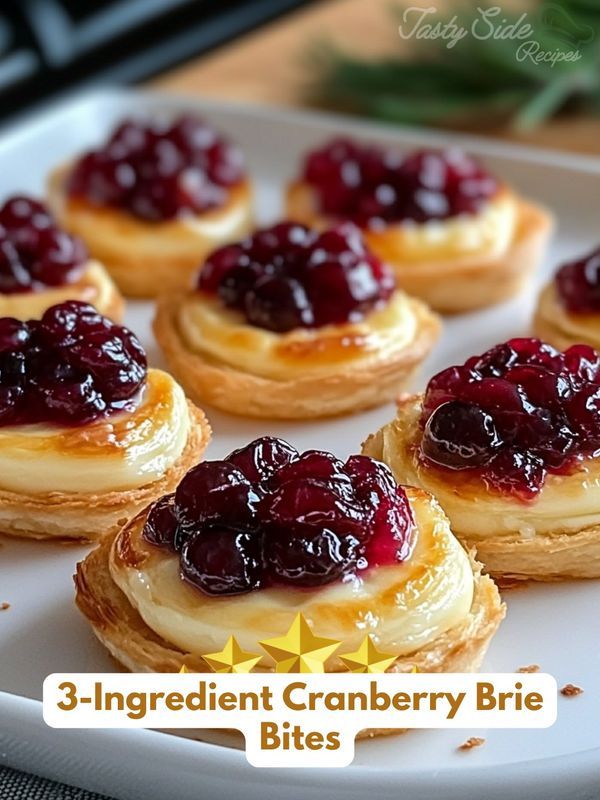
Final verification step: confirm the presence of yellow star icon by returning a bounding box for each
[260,613,340,673]
[339,635,397,674]
[178,664,193,674]
[201,636,262,674]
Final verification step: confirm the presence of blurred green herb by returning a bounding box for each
[309,1,600,130]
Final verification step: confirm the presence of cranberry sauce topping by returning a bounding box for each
[0,196,87,293]
[67,115,246,222]
[302,139,498,227]
[196,221,395,332]
[555,246,600,313]
[142,437,414,596]
[0,301,147,426]
[420,338,600,499]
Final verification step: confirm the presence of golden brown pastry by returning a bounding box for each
[47,116,253,298]
[286,140,553,313]
[534,244,600,350]
[75,438,504,687]
[0,301,210,541]
[0,194,123,321]
[364,337,600,580]
[154,221,440,419]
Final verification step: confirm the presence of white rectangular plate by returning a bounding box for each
[1,89,600,800]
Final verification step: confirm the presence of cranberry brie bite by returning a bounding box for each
[154,221,440,419]
[534,245,600,350]
[364,338,600,580]
[0,195,123,321]
[47,115,253,298]
[0,301,210,541]
[286,139,552,313]
[75,437,503,675]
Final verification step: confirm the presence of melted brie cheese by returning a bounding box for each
[365,190,517,263]
[109,488,474,665]
[370,396,600,540]
[0,369,190,494]
[0,261,117,320]
[177,290,419,381]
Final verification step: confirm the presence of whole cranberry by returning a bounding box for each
[423,400,503,468]
[486,449,546,499]
[70,328,147,401]
[175,461,259,531]
[271,450,346,489]
[266,526,361,587]
[226,436,298,483]
[33,373,107,425]
[143,495,179,550]
[180,528,262,595]
[265,478,365,537]
[198,244,248,293]
[245,276,314,332]
[40,301,107,342]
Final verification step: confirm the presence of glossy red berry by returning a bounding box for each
[143,495,179,549]
[226,436,298,483]
[180,528,262,595]
[175,461,259,531]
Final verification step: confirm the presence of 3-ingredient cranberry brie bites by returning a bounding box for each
[0,301,210,541]
[364,337,600,581]
[47,115,253,298]
[0,195,123,321]
[154,221,440,419]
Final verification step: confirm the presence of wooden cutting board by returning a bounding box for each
[153,0,600,157]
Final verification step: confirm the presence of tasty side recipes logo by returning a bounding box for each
[398,4,594,66]
[43,615,557,767]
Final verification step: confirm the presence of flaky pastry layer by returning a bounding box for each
[153,292,440,419]
[109,488,474,661]
[47,165,254,298]
[0,402,210,542]
[533,282,600,351]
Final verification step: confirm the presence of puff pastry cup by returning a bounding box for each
[534,244,600,351]
[286,141,553,313]
[46,116,254,298]
[75,439,504,695]
[0,302,211,542]
[0,194,124,321]
[154,221,441,419]
[363,337,600,581]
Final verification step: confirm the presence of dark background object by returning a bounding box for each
[0,0,314,125]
